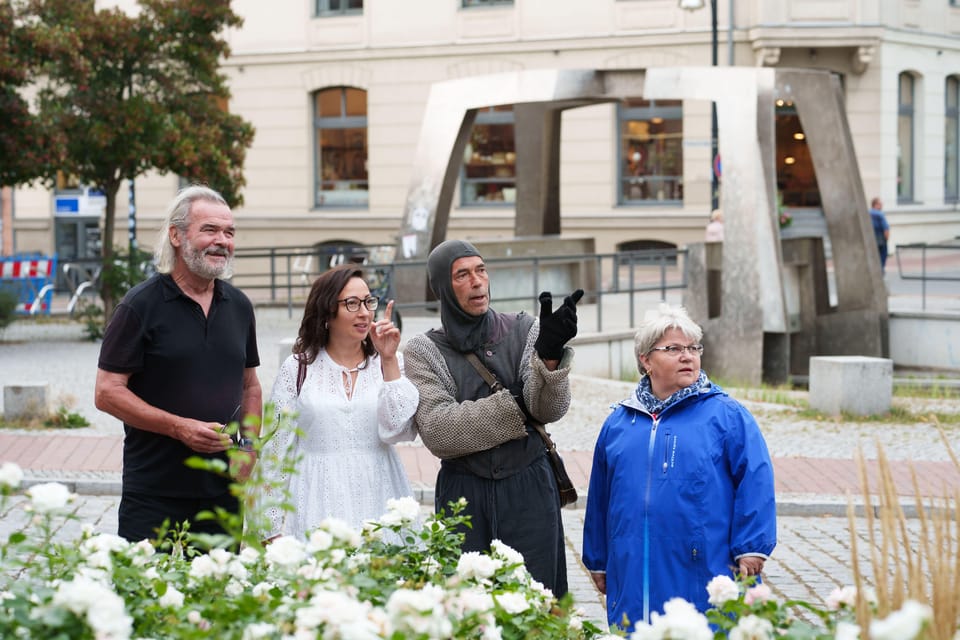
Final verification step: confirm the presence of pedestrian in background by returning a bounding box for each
[582,303,776,631]
[869,196,890,273]
[95,185,262,546]
[705,208,724,242]
[403,239,582,597]
[258,265,418,540]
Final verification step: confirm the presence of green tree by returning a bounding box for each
[28,0,254,317]
[0,1,54,186]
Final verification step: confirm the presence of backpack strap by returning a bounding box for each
[296,357,307,396]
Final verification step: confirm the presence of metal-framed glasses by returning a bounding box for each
[338,296,379,312]
[648,343,704,357]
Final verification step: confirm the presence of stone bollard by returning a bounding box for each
[4,383,49,422]
[808,356,893,416]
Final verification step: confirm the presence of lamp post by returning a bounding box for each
[679,0,719,213]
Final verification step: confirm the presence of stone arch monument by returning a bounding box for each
[394,67,887,384]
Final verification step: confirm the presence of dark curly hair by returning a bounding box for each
[293,264,376,365]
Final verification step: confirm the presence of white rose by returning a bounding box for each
[307,529,333,552]
[456,552,503,581]
[706,574,740,607]
[493,592,529,614]
[869,600,932,640]
[729,614,774,640]
[27,482,74,513]
[0,462,24,489]
[827,585,858,610]
[384,496,420,523]
[835,621,861,640]
[649,598,713,640]
[158,584,185,609]
[490,539,525,566]
[264,536,308,568]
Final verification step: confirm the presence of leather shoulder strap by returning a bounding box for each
[463,352,503,392]
[296,357,307,396]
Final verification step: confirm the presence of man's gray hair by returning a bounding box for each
[634,303,703,371]
[154,185,228,274]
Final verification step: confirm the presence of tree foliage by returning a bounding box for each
[25,0,255,316]
[0,1,54,186]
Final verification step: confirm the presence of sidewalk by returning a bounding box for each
[4,431,959,516]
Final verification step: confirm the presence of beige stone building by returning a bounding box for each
[5,0,960,269]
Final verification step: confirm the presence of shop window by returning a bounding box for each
[946,76,959,203]
[314,87,368,208]
[898,72,916,203]
[775,100,820,208]
[461,106,515,206]
[316,0,362,16]
[618,99,683,204]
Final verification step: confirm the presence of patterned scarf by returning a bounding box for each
[635,370,709,416]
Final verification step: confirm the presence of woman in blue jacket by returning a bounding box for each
[582,303,776,631]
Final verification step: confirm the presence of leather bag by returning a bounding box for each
[463,353,578,508]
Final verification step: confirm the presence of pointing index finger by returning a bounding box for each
[538,291,553,319]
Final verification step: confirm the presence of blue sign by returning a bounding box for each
[54,197,80,214]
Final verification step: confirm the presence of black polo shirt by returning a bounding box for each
[98,274,260,498]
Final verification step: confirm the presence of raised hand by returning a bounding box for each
[534,289,584,361]
[369,299,401,359]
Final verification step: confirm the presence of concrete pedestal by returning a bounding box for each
[809,356,892,416]
[4,384,49,422]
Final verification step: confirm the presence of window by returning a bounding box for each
[898,72,915,203]
[314,87,368,208]
[316,0,362,16]
[946,77,959,203]
[461,106,516,205]
[775,100,820,207]
[462,0,513,7]
[618,99,683,204]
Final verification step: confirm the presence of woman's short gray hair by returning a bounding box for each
[634,303,703,372]
[154,185,228,274]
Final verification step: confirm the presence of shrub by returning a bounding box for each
[0,285,17,335]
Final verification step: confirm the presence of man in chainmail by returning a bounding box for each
[403,239,582,597]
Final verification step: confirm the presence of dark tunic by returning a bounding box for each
[425,312,568,595]
[98,274,260,541]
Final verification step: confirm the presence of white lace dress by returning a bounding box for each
[259,350,419,539]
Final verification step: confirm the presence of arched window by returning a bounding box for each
[618,99,684,205]
[898,72,916,203]
[314,87,368,208]
[946,76,959,203]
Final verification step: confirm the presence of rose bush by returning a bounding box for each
[1,467,606,639]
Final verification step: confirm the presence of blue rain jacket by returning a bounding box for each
[581,381,777,631]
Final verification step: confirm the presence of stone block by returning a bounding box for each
[808,356,892,416]
[4,384,49,421]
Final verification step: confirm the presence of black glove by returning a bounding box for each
[508,380,534,423]
[534,289,584,361]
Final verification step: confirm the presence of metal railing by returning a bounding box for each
[894,243,960,310]
[228,246,689,333]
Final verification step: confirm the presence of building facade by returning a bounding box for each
[6,0,960,267]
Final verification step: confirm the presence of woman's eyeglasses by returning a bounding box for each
[648,343,704,356]
[337,296,379,312]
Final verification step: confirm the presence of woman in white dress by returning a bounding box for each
[259,264,419,540]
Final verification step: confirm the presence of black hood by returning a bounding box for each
[427,239,492,353]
